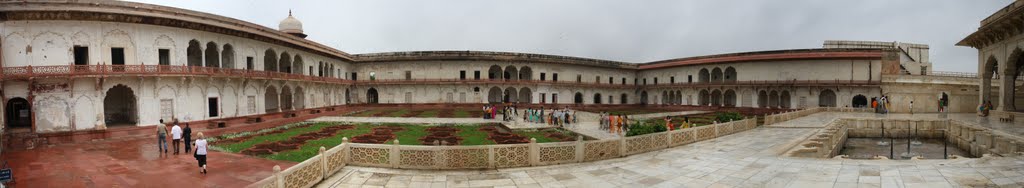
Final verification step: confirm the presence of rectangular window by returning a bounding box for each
[246,57,254,70]
[552,93,558,104]
[158,49,170,65]
[73,46,89,65]
[654,78,659,85]
[595,76,600,83]
[351,72,358,80]
[553,73,559,81]
[576,75,582,83]
[208,97,219,117]
[540,93,546,104]
[474,71,481,80]
[688,75,693,83]
[643,78,647,85]
[111,48,125,65]
[621,78,626,85]
[540,73,546,81]
[460,70,466,80]
[609,77,613,84]
[405,71,412,80]
[670,76,675,84]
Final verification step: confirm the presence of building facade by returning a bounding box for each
[0,1,943,136]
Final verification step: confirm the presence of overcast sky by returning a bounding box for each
[132,0,1011,72]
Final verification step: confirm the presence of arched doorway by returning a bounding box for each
[593,93,603,104]
[279,52,292,73]
[293,55,304,75]
[504,66,518,80]
[640,91,648,105]
[519,87,532,104]
[699,68,710,82]
[758,90,768,108]
[938,92,949,111]
[5,98,31,129]
[503,87,518,103]
[222,44,235,69]
[574,92,584,104]
[819,89,837,107]
[187,40,202,67]
[981,56,998,107]
[662,91,669,104]
[724,67,737,82]
[852,95,868,108]
[699,90,710,106]
[205,42,220,68]
[488,65,502,80]
[724,90,736,107]
[620,94,628,104]
[487,87,502,103]
[711,67,723,82]
[367,88,379,104]
[345,89,351,104]
[281,86,293,110]
[265,86,279,112]
[264,49,278,71]
[711,90,722,106]
[104,85,137,126]
[294,86,305,109]
[780,91,791,109]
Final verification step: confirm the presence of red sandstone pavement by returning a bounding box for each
[0,135,294,188]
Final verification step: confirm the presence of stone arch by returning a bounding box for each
[504,66,518,80]
[294,86,305,109]
[30,32,70,66]
[519,87,532,104]
[780,90,791,108]
[293,54,304,75]
[187,40,203,67]
[345,88,351,104]
[593,93,603,104]
[574,92,584,104]
[264,49,278,71]
[281,86,293,110]
[699,68,710,82]
[640,91,648,105]
[769,91,779,108]
[204,42,219,68]
[367,88,379,104]
[265,86,279,112]
[503,87,518,103]
[724,67,737,82]
[222,44,235,69]
[487,87,502,103]
[279,52,292,73]
[488,65,502,79]
[620,93,628,104]
[676,91,682,105]
[981,55,998,107]
[819,89,837,107]
[711,67,723,82]
[711,89,723,106]
[519,66,533,80]
[1003,48,1024,111]
[5,97,31,129]
[758,90,768,108]
[699,89,710,106]
[662,91,669,104]
[852,94,868,108]
[724,89,736,107]
[104,84,137,126]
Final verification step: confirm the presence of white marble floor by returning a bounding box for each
[316,112,1024,188]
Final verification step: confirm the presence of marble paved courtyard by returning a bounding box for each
[316,112,1024,188]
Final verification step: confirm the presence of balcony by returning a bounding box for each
[1,65,353,84]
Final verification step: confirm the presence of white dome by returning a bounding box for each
[278,11,303,34]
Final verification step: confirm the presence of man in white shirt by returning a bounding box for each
[171,123,182,155]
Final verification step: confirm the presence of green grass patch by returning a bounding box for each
[386,109,411,117]
[384,123,429,145]
[452,109,471,118]
[456,126,495,145]
[218,122,327,152]
[264,124,373,162]
[352,109,381,117]
[514,129,558,143]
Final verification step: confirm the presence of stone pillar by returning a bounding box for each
[999,67,1016,111]
[274,165,284,188]
[319,146,327,180]
[529,138,539,166]
[390,139,400,168]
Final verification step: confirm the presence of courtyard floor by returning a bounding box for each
[1,135,294,187]
[316,112,1024,188]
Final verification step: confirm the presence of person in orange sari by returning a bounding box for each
[616,115,625,135]
[664,117,674,130]
[608,114,617,134]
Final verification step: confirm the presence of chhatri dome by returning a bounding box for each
[279,10,307,38]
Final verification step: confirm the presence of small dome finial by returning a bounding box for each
[289,9,292,16]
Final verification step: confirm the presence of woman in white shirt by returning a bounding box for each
[193,132,208,174]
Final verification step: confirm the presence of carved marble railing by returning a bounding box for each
[1,65,352,84]
[250,118,758,188]
[763,107,872,125]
